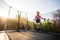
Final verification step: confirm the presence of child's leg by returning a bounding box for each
[35,19,41,31]
[36,23,41,31]
[35,22,40,28]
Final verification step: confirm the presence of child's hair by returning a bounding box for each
[36,11,40,16]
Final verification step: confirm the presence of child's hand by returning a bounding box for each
[44,18,46,20]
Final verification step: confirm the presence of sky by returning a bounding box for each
[0,0,60,21]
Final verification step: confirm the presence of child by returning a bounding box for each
[35,11,45,31]
[35,11,45,23]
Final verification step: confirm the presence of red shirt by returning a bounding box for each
[35,15,41,19]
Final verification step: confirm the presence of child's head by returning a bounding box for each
[36,11,40,16]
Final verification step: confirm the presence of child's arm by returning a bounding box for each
[41,17,46,20]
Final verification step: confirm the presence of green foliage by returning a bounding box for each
[32,20,60,33]
[0,17,5,31]
[41,20,52,32]
[0,16,60,33]
[0,24,4,31]
[7,19,18,30]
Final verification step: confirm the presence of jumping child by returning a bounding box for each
[35,11,45,31]
[35,11,45,23]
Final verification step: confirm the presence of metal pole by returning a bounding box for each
[25,13,29,30]
[6,7,12,32]
[27,17,28,30]
[17,11,21,32]
[25,13,28,31]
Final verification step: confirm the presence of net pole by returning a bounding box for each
[6,7,12,33]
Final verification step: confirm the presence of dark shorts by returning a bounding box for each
[36,18,41,23]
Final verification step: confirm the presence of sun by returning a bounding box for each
[0,11,8,19]
[4,0,35,21]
